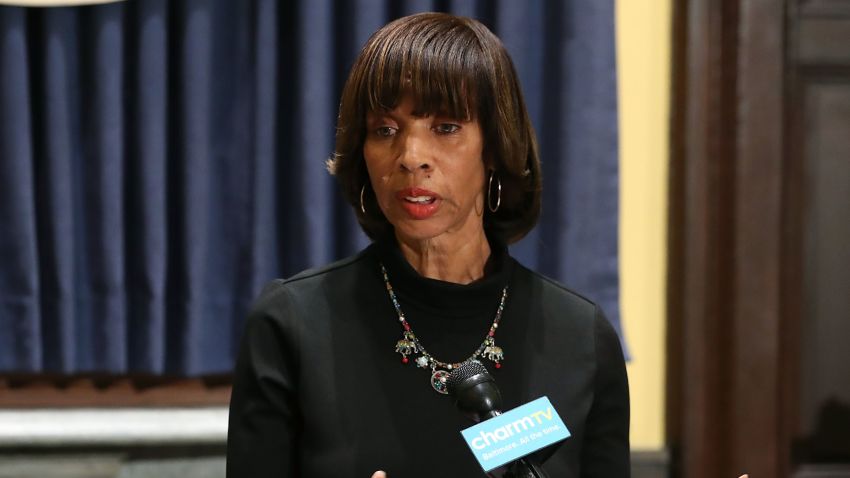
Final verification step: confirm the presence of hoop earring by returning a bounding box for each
[360,185,367,214]
[487,171,501,213]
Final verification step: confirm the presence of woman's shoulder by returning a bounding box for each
[512,261,626,379]
[510,261,623,352]
[511,261,598,318]
[248,246,376,318]
[283,246,375,285]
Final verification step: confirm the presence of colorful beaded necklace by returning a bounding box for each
[380,263,507,394]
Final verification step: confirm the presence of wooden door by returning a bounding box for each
[668,0,850,477]
[788,1,850,476]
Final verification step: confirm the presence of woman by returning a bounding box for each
[227,12,629,478]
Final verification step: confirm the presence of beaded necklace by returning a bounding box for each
[380,263,507,394]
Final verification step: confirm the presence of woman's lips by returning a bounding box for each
[395,187,441,219]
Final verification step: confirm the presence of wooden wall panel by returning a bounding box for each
[732,0,786,475]
[670,0,850,476]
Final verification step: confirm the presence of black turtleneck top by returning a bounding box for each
[226,239,630,478]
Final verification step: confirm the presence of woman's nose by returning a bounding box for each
[398,131,432,172]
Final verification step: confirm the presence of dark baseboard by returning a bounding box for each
[632,449,670,478]
[794,464,850,478]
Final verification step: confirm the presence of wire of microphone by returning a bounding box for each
[447,360,550,478]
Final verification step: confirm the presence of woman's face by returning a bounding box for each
[363,95,486,245]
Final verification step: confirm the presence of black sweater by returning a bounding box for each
[226,239,630,478]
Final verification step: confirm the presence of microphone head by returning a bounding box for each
[447,360,503,422]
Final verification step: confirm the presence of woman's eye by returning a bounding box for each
[375,126,397,137]
[435,123,461,134]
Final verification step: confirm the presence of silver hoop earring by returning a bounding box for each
[360,185,367,214]
[488,171,501,213]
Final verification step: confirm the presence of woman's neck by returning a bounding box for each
[395,230,491,284]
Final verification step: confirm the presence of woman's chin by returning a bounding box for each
[391,219,483,246]
[392,222,447,244]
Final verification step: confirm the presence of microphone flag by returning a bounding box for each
[458,396,570,473]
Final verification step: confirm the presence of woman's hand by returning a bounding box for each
[371,471,387,478]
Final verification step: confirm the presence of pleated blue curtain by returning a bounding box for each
[0,0,621,375]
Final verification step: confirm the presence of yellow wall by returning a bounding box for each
[616,0,671,450]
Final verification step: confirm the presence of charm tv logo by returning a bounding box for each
[470,407,556,450]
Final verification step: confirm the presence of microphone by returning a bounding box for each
[447,360,550,478]
[446,358,503,422]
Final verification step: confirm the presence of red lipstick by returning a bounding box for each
[395,187,441,219]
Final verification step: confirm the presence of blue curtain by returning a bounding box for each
[0,0,621,375]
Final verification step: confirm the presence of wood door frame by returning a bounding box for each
[667,0,792,477]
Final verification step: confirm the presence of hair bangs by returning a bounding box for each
[360,18,481,120]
